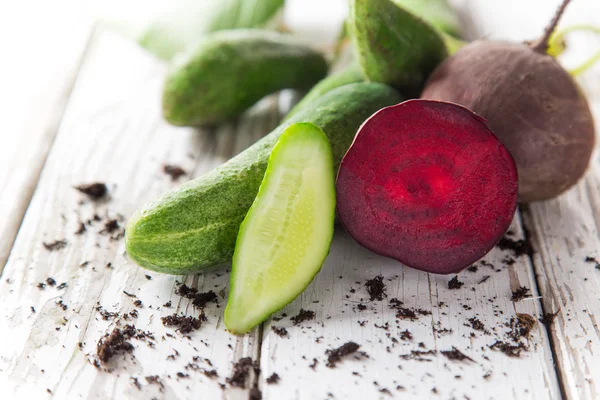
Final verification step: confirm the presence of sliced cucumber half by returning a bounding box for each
[225,122,336,334]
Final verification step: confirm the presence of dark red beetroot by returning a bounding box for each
[336,100,518,274]
[421,0,595,202]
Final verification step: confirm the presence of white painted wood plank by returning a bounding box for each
[0,31,281,399]
[456,1,600,398]
[260,219,560,400]
[0,0,93,270]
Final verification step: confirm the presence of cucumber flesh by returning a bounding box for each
[225,123,335,334]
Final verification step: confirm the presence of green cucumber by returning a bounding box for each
[392,0,461,37]
[137,0,285,61]
[225,123,335,334]
[350,0,448,95]
[162,30,328,126]
[285,63,364,120]
[126,82,402,275]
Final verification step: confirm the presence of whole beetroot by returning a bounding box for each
[421,0,595,202]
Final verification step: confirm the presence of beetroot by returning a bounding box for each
[421,0,595,202]
[336,100,518,274]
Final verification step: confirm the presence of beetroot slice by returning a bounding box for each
[336,100,518,274]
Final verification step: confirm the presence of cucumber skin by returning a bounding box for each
[285,63,364,120]
[350,0,448,96]
[162,30,328,126]
[126,82,402,275]
[225,123,336,334]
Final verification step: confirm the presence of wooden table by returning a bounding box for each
[1,1,598,399]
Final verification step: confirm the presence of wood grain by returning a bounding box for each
[259,219,560,399]
[0,0,94,270]
[458,1,600,398]
[0,31,280,399]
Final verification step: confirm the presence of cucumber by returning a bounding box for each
[126,82,402,275]
[137,0,285,61]
[392,0,461,37]
[225,123,335,334]
[162,29,328,126]
[349,0,448,96]
[285,63,364,120]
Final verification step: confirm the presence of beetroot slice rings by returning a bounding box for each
[336,100,518,274]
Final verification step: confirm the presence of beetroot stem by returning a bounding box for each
[531,0,573,54]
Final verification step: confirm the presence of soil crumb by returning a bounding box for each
[497,236,533,257]
[365,275,386,301]
[326,342,361,368]
[540,310,560,325]
[97,325,135,363]
[227,357,254,388]
[163,164,187,181]
[249,388,262,400]
[43,240,67,251]
[447,276,464,290]
[161,313,206,334]
[468,317,485,331]
[75,183,108,200]
[291,309,315,326]
[489,340,528,358]
[271,326,288,337]
[441,347,474,362]
[511,286,531,302]
[584,256,600,270]
[266,373,280,384]
[175,284,218,308]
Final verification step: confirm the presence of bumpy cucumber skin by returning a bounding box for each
[225,123,336,334]
[162,30,328,126]
[126,82,402,274]
[350,0,448,96]
[285,63,364,120]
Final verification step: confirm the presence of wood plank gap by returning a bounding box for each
[520,204,568,400]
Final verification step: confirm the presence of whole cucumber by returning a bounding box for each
[285,63,364,120]
[127,82,402,274]
[138,0,285,60]
[162,29,328,126]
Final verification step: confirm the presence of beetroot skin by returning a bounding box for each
[421,0,595,202]
[336,100,518,274]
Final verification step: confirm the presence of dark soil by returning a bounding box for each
[511,286,531,302]
[365,275,386,301]
[175,284,218,309]
[399,350,436,361]
[468,317,485,331]
[75,222,87,235]
[271,326,288,337]
[290,309,315,325]
[497,236,533,257]
[100,219,120,234]
[325,342,361,368]
[389,298,430,320]
[249,388,262,400]
[227,357,254,388]
[489,340,528,357]
[540,310,560,325]
[161,313,206,334]
[441,347,474,362]
[163,164,187,181]
[584,256,600,270]
[266,373,280,384]
[97,326,136,363]
[43,240,67,251]
[74,183,108,200]
[447,276,464,290]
